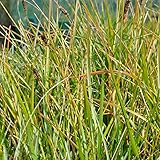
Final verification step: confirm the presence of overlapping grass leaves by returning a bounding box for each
[0,0,160,159]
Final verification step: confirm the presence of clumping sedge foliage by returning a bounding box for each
[0,0,160,159]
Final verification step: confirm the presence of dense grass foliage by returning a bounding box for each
[0,0,160,159]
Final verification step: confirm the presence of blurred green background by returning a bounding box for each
[2,0,116,24]
[0,0,159,25]
[10,0,160,22]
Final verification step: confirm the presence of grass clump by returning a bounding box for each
[0,0,160,159]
